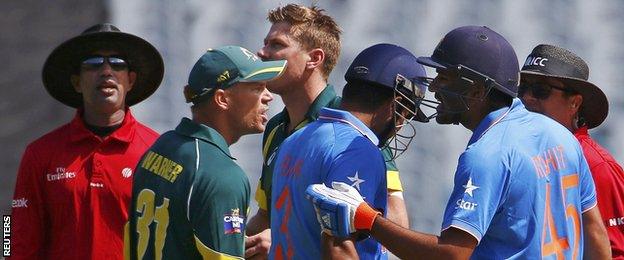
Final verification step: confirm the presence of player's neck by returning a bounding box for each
[194,116,239,146]
[281,76,326,133]
[347,110,374,130]
[82,106,126,127]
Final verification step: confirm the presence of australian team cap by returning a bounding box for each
[186,45,287,103]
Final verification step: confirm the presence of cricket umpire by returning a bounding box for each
[12,23,163,260]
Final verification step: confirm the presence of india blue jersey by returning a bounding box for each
[442,99,597,259]
[270,108,388,260]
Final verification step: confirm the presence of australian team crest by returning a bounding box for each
[223,208,246,234]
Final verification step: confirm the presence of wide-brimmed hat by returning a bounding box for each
[521,44,608,128]
[42,23,164,108]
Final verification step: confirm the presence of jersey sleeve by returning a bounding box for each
[381,147,403,191]
[441,150,509,242]
[188,168,248,259]
[254,182,268,211]
[11,145,46,259]
[325,138,386,210]
[577,154,597,212]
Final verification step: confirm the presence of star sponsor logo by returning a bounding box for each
[46,167,76,182]
[121,167,133,178]
[347,171,365,191]
[11,198,28,208]
[455,198,478,211]
[462,178,479,197]
[223,208,245,234]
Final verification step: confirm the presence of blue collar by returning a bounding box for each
[318,107,380,146]
[468,98,525,145]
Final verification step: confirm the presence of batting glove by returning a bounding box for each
[305,182,381,238]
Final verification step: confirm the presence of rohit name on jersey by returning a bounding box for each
[140,151,184,183]
[223,208,245,234]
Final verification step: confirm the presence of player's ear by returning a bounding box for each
[71,75,82,93]
[469,82,487,99]
[213,89,229,110]
[127,71,137,91]
[306,48,325,70]
[570,93,583,113]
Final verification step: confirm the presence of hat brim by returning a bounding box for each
[42,31,164,108]
[240,60,287,83]
[521,70,608,129]
[417,56,450,70]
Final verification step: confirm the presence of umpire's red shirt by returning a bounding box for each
[11,110,158,259]
[575,126,624,259]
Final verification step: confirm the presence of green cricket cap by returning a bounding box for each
[186,45,287,103]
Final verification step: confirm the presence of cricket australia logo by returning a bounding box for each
[223,208,246,234]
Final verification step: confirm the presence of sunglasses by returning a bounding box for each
[518,82,575,99]
[81,56,129,71]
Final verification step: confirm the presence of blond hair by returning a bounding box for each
[268,4,342,79]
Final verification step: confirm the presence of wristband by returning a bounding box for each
[353,202,381,231]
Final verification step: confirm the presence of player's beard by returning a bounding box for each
[376,121,396,148]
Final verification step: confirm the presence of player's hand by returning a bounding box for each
[306,182,381,237]
[245,228,271,259]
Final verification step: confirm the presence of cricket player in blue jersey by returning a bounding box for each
[306,26,611,259]
[269,43,431,259]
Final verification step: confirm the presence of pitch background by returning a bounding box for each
[2,0,623,249]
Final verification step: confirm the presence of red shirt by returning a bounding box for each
[575,126,624,259]
[11,110,158,260]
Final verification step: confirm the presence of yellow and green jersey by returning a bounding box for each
[127,118,249,260]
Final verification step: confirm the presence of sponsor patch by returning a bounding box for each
[223,208,245,234]
[11,198,27,208]
[609,217,624,227]
[46,167,76,182]
[122,167,133,178]
[455,198,478,211]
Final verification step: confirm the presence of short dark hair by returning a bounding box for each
[341,80,394,112]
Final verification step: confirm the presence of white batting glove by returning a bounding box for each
[306,182,381,237]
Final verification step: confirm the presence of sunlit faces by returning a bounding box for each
[71,50,136,113]
[257,22,309,94]
[226,82,274,134]
[519,78,581,127]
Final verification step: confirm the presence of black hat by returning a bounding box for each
[42,23,164,108]
[521,44,608,129]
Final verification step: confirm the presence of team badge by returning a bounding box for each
[223,208,245,234]
[122,167,133,178]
